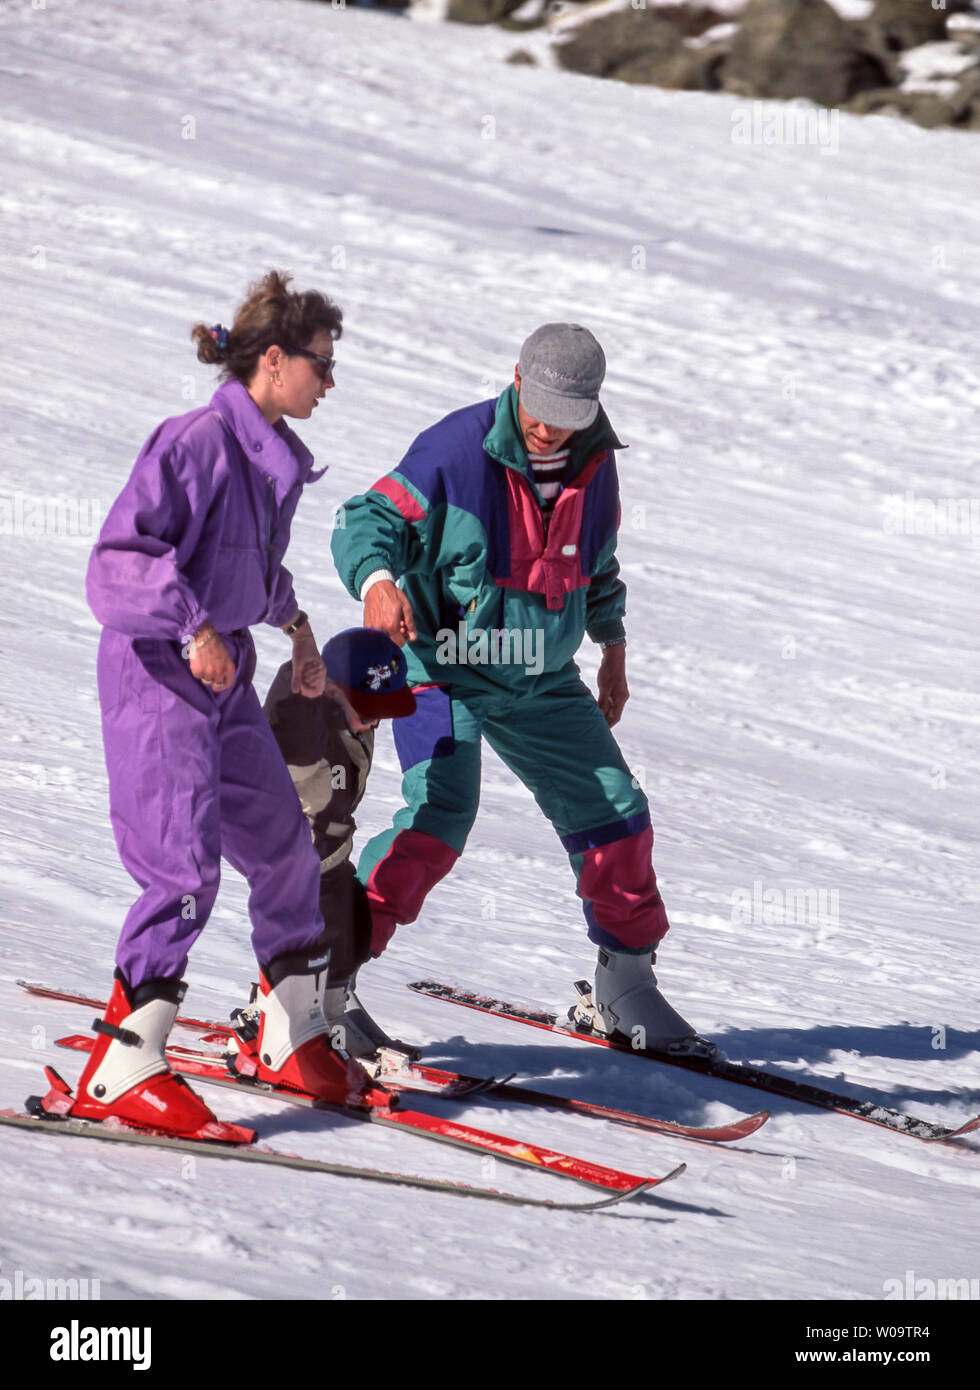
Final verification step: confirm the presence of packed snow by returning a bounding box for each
[0,0,978,1305]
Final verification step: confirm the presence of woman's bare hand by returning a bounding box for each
[290,628,327,698]
[189,622,236,692]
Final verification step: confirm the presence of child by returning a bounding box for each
[232,627,418,1071]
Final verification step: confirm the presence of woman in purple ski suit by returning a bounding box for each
[69,271,378,1141]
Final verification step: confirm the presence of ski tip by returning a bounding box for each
[926,1113,980,1142]
[657,1161,687,1187]
[669,1110,771,1142]
[734,1109,771,1136]
[592,1180,657,1209]
[578,1176,664,1210]
[598,1164,686,1208]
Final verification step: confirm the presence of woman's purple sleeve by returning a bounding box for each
[86,440,214,641]
[266,562,299,630]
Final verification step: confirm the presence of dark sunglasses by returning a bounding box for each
[286,346,335,381]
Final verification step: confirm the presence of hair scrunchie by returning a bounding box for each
[208,323,229,352]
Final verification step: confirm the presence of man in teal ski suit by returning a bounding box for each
[331,324,712,1053]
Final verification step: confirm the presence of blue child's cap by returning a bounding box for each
[320,628,417,720]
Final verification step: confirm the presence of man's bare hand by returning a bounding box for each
[597,644,629,727]
[364,579,417,647]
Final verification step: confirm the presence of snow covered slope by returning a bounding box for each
[0,0,978,1304]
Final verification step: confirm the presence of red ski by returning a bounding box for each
[23,980,767,1144]
[190,1037,766,1143]
[50,1032,678,1196]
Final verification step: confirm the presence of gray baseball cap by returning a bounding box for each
[518,323,606,431]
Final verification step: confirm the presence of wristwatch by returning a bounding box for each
[283,610,309,637]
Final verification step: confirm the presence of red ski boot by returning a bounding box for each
[64,973,254,1142]
[233,949,392,1110]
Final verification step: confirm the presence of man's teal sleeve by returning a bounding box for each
[585,533,627,645]
[331,484,426,599]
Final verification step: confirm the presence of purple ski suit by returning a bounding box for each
[86,379,327,988]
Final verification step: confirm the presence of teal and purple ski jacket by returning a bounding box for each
[331,386,670,957]
[331,385,628,689]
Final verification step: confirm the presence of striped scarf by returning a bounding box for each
[530,447,570,527]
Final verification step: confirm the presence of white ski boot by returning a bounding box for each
[571,947,721,1061]
[225,957,389,1107]
[324,979,422,1063]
